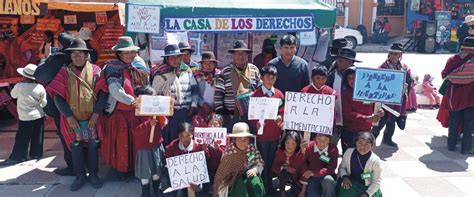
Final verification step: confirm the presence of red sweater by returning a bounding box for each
[341,89,374,132]
[132,116,165,152]
[441,54,474,111]
[165,139,209,159]
[301,84,336,95]
[249,87,285,142]
[272,149,305,184]
[300,142,338,183]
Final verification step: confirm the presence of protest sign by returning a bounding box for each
[126,4,160,33]
[248,97,280,120]
[135,95,174,116]
[283,92,335,135]
[166,151,210,191]
[194,127,227,146]
[353,67,406,105]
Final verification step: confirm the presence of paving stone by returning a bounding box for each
[404,177,468,196]
[45,183,97,197]
[380,177,421,197]
[391,135,428,148]
[454,157,474,173]
[1,184,52,197]
[378,162,398,178]
[372,148,416,162]
[384,161,437,177]
[420,160,474,177]
[411,135,447,148]
[402,147,449,161]
[404,126,435,135]
[94,180,140,197]
[443,177,474,195]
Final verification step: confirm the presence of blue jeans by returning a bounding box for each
[257,140,279,191]
[306,175,336,197]
[448,107,474,153]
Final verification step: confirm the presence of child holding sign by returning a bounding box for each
[271,131,305,197]
[249,65,284,193]
[202,114,227,196]
[132,86,168,197]
[165,122,209,196]
[341,67,384,154]
[299,133,338,197]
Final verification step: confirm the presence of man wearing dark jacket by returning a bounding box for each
[320,38,347,69]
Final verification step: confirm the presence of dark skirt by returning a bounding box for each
[337,178,382,197]
[135,144,165,179]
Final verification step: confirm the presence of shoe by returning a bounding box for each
[30,156,41,161]
[89,175,103,189]
[382,140,398,147]
[141,184,151,197]
[70,177,86,191]
[54,167,74,176]
[447,146,456,151]
[152,180,160,193]
[0,159,22,166]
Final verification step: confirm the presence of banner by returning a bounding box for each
[194,127,227,146]
[0,0,46,16]
[248,97,280,120]
[166,151,210,191]
[135,95,174,116]
[126,4,160,34]
[164,16,313,32]
[353,67,406,105]
[283,92,335,135]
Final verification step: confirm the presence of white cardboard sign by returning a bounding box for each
[194,127,227,146]
[166,151,210,191]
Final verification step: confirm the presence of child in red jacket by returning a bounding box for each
[249,65,285,192]
[341,67,384,153]
[271,131,305,197]
[300,133,338,197]
[202,113,226,196]
[132,86,168,197]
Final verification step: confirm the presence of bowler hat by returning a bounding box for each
[112,36,140,51]
[66,38,90,51]
[198,51,219,63]
[228,40,252,53]
[178,41,195,53]
[338,48,361,62]
[330,38,348,49]
[58,32,74,49]
[161,44,185,57]
[388,43,404,53]
[228,122,255,138]
[17,64,37,80]
[262,38,275,49]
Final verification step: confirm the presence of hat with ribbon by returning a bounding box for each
[338,48,362,62]
[161,44,185,57]
[228,122,255,138]
[112,36,140,51]
[198,51,219,63]
[228,40,252,53]
[388,43,404,53]
[65,38,90,51]
[178,41,195,53]
[17,64,37,80]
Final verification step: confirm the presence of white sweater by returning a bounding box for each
[338,148,382,196]
[10,82,47,121]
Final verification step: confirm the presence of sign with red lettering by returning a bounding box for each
[194,127,227,146]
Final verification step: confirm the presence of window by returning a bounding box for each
[377,0,405,16]
[320,0,346,16]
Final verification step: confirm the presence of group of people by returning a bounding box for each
[372,18,391,45]
[3,30,472,197]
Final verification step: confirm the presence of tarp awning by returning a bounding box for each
[127,0,336,28]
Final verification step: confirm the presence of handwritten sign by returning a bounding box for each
[353,67,406,105]
[283,92,335,135]
[166,151,210,191]
[164,16,313,32]
[127,4,160,34]
[248,97,280,120]
[194,127,227,146]
[135,95,174,116]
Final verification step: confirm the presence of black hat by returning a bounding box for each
[178,41,195,53]
[460,36,474,48]
[338,48,362,62]
[388,43,404,53]
[228,40,252,53]
[262,38,274,49]
[330,38,348,49]
[65,38,90,51]
[198,51,219,63]
[161,44,185,57]
[58,32,74,49]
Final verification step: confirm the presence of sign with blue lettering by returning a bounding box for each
[353,67,406,105]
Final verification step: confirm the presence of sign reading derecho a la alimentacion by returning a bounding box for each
[166,151,209,191]
[283,92,335,135]
[164,16,313,32]
[126,4,160,34]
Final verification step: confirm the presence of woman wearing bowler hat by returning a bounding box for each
[95,36,149,175]
[372,43,412,147]
[0,64,47,166]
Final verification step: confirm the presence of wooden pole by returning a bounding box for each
[187,187,196,197]
[149,116,156,143]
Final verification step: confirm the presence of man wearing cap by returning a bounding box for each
[326,48,362,145]
[215,40,262,130]
[252,38,277,70]
[267,34,310,94]
[441,36,474,154]
[152,44,199,145]
[47,38,105,191]
[95,36,149,174]
[372,43,412,147]
[320,38,348,69]
[192,51,221,126]
[457,15,474,51]
[77,27,98,64]
[179,41,200,71]
[34,31,76,176]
